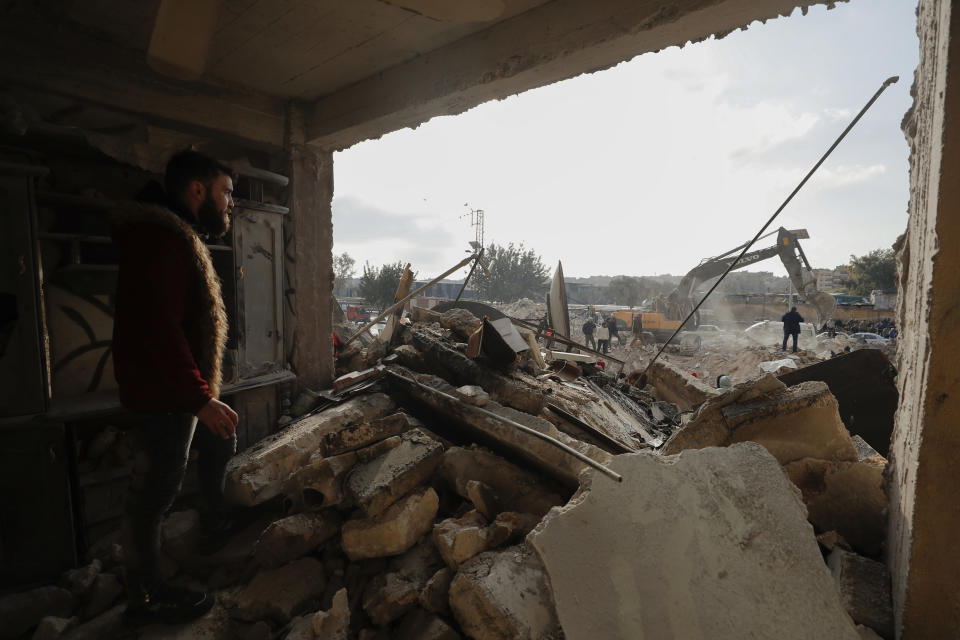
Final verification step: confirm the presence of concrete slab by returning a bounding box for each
[528,443,859,640]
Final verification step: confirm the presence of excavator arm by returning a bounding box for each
[665,227,836,329]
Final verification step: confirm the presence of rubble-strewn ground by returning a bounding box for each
[1,306,897,639]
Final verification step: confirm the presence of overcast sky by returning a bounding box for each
[332,0,918,282]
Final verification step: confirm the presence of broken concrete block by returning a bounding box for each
[341,487,439,561]
[419,567,454,613]
[318,412,420,458]
[828,549,895,639]
[411,307,482,341]
[527,443,860,640]
[448,544,560,640]
[803,459,887,556]
[31,616,77,640]
[486,512,541,548]
[253,511,342,569]
[60,604,123,640]
[362,570,422,626]
[0,586,74,639]
[645,359,722,410]
[285,615,315,640]
[395,608,461,640]
[392,344,428,372]
[465,480,500,520]
[312,587,350,639]
[663,380,858,466]
[82,573,122,618]
[346,428,444,517]
[226,393,396,506]
[456,385,490,407]
[284,451,359,510]
[138,601,232,640]
[59,560,100,600]
[161,509,201,561]
[231,557,326,623]
[439,447,566,518]
[433,510,491,569]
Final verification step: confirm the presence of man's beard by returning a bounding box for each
[198,194,231,238]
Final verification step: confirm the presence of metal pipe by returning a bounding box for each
[346,253,480,346]
[640,76,899,379]
[455,248,484,302]
[387,370,623,483]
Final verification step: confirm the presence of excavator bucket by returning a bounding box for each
[777,229,837,328]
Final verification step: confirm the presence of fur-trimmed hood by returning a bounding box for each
[112,202,228,398]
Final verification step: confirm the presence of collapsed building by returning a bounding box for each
[0,0,957,638]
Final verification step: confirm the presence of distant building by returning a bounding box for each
[871,290,898,310]
[814,266,849,292]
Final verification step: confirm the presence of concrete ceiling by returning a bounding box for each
[0,0,817,150]
[63,0,551,101]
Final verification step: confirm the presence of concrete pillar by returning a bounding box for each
[887,0,960,637]
[284,105,334,390]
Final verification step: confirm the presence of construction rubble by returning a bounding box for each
[0,305,898,640]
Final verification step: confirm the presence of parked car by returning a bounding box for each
[744,320,817,344]
[850,332,891,345]
[816,331,850,340]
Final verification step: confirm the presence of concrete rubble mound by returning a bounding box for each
[6,303,897,640]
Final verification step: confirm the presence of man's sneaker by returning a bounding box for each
[123,584,214,625]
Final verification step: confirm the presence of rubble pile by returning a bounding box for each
[0,305,896,639]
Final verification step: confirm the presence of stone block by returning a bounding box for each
[433,510,491,569]
[318,412,420,458]
[82,573,122,618]
[439,447,566,518]
[362,571,421,626]
[31,616,77,640]
[312,587,350,639]
[448,544,559,640]
[253,511,342,569]
[828,549,894,639]
[231,557,326,623]
[395,608,461,640]
[419,567,454,613]
[61,604,123,640]
[346,428,444,517]
[465,480,499,520]
[645,359,722,410]
[527,443,860,640]
[663,380,858,466]
[0,586,74,639]
[456,385,490,407]
[486,512,540,548]
[226,393,395,506]
[341,487,439,561]
[59,560,100,600]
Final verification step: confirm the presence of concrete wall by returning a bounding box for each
[886,0,960,637]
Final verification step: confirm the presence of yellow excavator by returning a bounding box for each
[620,228,837,342]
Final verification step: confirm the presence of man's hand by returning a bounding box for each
[197,398,239,439]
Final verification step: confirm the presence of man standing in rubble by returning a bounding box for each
[781,306,804,353]
[582,317,596,350]
[112,149,238,624]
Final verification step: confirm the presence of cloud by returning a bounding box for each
[812,163,888,189]
[333,196,456,246]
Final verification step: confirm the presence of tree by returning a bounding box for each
[333,252,356,294]
[846,249,896,296]
[605,276,647,307]
[473,243,549,303]
[358,261,413,311]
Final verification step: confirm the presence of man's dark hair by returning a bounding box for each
[164,149,233,203]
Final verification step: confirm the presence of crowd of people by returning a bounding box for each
[826,317,898,340]
[581,316,621,354]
